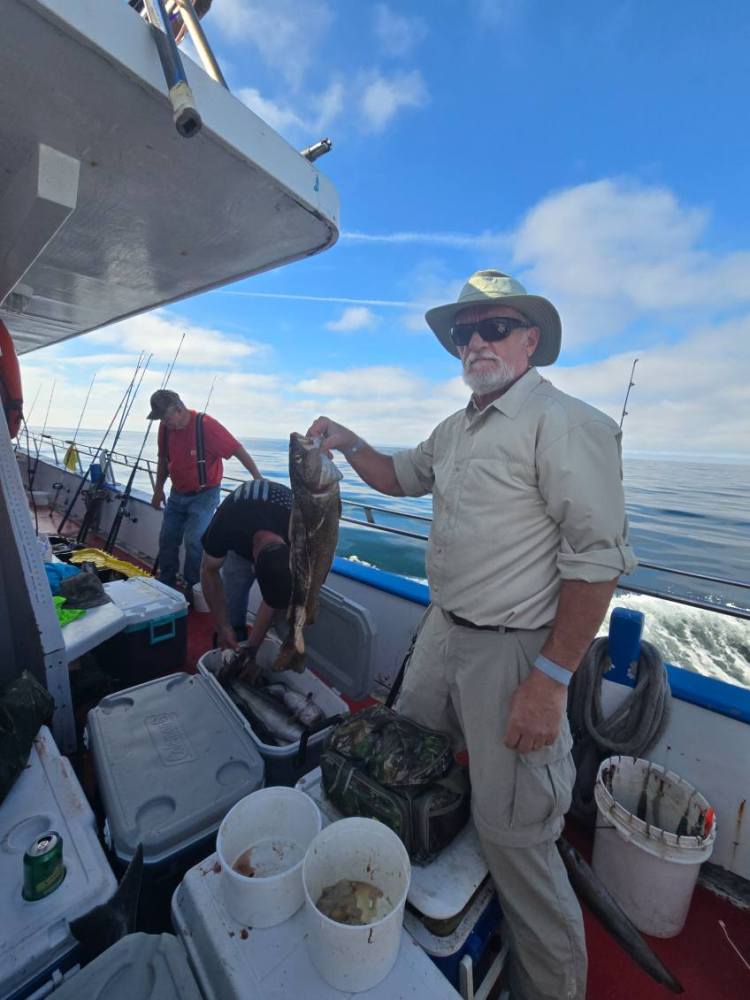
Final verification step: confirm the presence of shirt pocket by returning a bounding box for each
[510,740,576,830]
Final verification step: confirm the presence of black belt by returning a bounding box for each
[448,612,517,633]
[174,489,203,498]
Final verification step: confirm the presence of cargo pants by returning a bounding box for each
[395,606,587,1000]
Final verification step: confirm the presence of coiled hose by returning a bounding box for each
[567,636,672,824]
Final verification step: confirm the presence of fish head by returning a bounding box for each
[289,432,343,494]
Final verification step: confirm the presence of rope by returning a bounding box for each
[567,636,672,824]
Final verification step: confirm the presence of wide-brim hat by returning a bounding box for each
[425,270,561,366]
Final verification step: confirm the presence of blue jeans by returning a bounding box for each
[158,486,221,589]
[220,550,256,635]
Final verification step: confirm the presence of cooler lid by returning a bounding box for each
[0,727,117,999]
[87,674,265,864]
[103,578,188,626]
[274,585,377,701]
[49,933,202,999]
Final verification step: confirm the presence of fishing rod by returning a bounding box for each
[619,358,639,429]
[76,355,153,544]
[104,335,186,552]
[95,354,152,492]
[28,380,56,493]
[204,375,216,412]
[63,372,98,470]
[57,354,146,533]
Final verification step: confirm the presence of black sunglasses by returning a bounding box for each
[449,317,530,348]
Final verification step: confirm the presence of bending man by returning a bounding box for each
[200,479,293,655]
[148,389,261,599]
[307,269,637,1000]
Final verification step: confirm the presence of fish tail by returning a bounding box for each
[557,838,684,993]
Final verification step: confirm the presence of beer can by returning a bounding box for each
[23,831,66,901]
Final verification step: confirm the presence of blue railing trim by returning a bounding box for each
[332,556,430,606]
[331,557,750,726]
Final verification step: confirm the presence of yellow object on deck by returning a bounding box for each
[69,548,151,578]
[63,444,79,471]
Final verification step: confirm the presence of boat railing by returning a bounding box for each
[21,433,750,621]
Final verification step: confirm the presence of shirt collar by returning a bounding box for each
[465,368,543,424]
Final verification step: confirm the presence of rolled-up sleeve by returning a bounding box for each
[392,430,437,497]
[538,419,637,582]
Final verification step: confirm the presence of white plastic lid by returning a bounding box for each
[103,577,187,625]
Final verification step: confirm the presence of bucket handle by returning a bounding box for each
[148,615,176,645]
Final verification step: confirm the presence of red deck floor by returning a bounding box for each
[52,511,750,1000]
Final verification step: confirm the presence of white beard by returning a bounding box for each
[462,352,516,394]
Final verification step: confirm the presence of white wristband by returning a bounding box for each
[345,437,365,456]
[534,654,573,687]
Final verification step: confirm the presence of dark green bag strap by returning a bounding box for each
[386,605,432,708]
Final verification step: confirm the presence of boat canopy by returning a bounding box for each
[0,0,340,354]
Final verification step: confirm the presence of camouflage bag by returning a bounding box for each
[321,705,470,862]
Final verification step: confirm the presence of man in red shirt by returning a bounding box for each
[148,389,261,597]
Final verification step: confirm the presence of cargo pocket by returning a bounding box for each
[510,740,575,831]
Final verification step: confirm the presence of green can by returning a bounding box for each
[23,831,66,901]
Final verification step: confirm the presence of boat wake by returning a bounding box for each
[601,594,750,690]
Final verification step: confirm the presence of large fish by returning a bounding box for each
[557,837,684,994]
[273,432,342,672]
[225,677,305,744]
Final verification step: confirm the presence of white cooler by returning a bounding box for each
[198,584,378,785]
[86,673,265,928]
[171,853,463,1000]
[0,727,117,1000]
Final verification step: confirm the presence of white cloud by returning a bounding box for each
[360,70,429,133]
[549,313,750,456]
[296,366,418,398]
[237,88,307,133]
[238,80,344,138]
[216,290,421,308]
[212,0,334,89]
[373,4,427,57]
[326,307,379,332]
[343,230,507,251]
[86,311,269,368]
[511,178,750,348]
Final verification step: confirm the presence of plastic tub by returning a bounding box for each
[216,787,321,928]
[303,817,411,993]
[198,645,349,785]
[593,755,716,937]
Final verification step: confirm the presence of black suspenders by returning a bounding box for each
[195,412,206,489]
[162,412,207,490]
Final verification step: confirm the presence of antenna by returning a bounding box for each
[619,358,639,429]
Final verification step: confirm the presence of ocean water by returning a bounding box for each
[32,428,750,689]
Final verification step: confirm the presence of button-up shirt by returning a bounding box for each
[392,369,637,629]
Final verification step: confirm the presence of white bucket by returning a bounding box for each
[593,755,716,937]
[302,817,411,993]
[216,787,321,928]
[191,583,210,613]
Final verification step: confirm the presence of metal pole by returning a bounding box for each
[141,0,202,137]
[169,0,228,88]
[619,358,639,429]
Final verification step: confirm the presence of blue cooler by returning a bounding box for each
[97,577,189,685]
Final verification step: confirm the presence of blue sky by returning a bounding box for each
[24,1,750,457]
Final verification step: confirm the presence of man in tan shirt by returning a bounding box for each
[307,270,636,1000]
